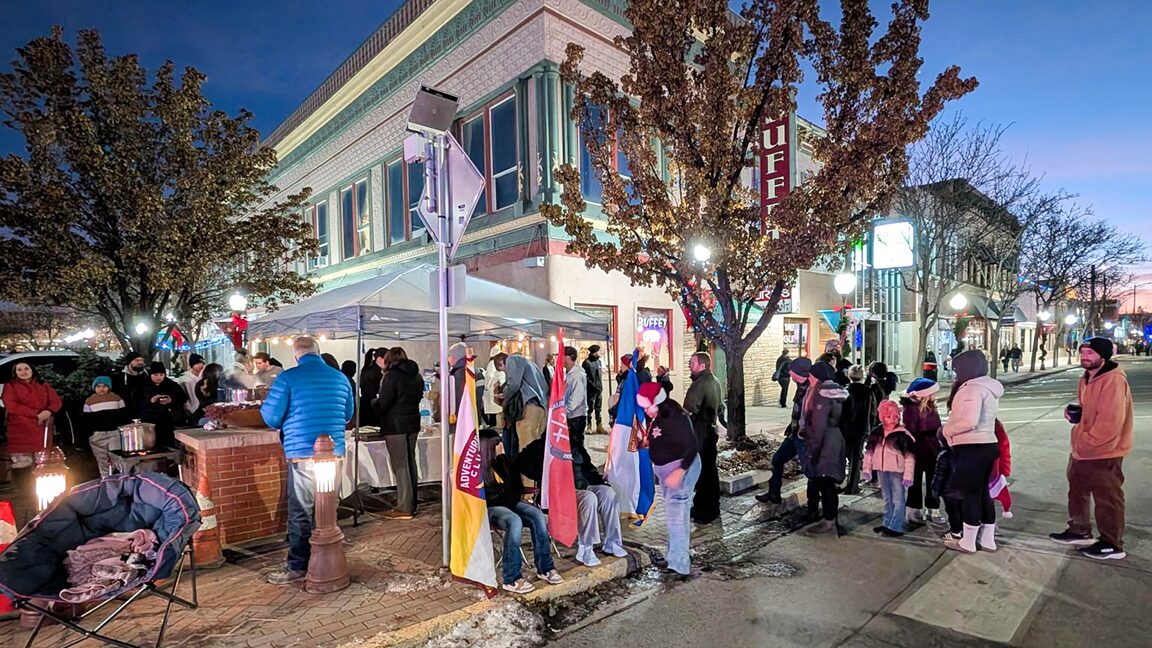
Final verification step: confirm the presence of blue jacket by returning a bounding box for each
[260,353,355,459]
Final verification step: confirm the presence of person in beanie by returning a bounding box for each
[112,352,149,403]
[941,350,1003,553]
[773,349,792,408]
[131,362,188,446]
[1049,337,1133,560]
[683,352,723,524]
[757,356,812,504]
[636,382,700,576]
[901,377,944,525]
[840,365,876,495]
[84,376,129,477]
[798,361,849,536]
[862,400,915,537]
[582,345,606,434]
[178,353,207,419]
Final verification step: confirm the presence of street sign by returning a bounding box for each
[446,132,484,260]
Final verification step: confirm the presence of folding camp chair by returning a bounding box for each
[0,472,201,648]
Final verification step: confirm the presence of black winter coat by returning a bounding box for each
[800,380,848,481]
[842,383,875,443]
[359,365,383,427]
[374,360,424,435]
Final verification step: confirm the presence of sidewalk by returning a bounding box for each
[0,499,645,648]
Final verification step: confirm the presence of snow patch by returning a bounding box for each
[427,600,545,648]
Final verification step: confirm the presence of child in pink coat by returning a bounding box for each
[863,400,916,536]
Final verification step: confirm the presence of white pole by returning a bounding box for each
[433,134,452,568]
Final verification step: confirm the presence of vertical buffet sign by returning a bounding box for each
[758,112,796,235]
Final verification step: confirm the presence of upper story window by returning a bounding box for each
[578,104,630,205]
[340,178,370,260]
[383,159,425,247]
[309,201,329,269]
[458,93,519,214]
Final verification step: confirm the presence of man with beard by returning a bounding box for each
[1049,337,1133,561]
[683,352,723,524]
[113,352,149,404]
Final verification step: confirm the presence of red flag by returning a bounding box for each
[541,330,578,547]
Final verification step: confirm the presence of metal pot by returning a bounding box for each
[118,419,157,453]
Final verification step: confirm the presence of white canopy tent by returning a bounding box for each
[248,263,610,341]
[246,263,611,525]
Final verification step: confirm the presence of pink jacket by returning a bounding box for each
[863,427,916,483]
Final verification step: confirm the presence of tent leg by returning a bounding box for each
[354,329,363,527]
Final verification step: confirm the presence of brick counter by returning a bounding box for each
[177,427,288,545]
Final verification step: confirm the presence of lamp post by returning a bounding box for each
[1037,310,1052,370]
[692,243,712,263]
[305,434,349,594]
[834,272,857,358]
[34,423,69,511]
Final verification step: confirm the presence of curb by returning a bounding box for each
[340,550,650,648]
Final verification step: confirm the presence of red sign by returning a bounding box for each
[454,430,483,498]
[759,116,792,232]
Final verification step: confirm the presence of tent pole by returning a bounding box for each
[353,327,363,526]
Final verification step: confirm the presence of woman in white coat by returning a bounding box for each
[941,350,1004,553]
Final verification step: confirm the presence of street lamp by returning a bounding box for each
[949,292,968,311]
[305,434,349,594]
[229,293,249,313]
[134,321,150,336]
[1038,310,1051,322]
[1104,320,1115,331]
[692,243,712,263]
[833,272,857,297]
[1064,314,1078,327]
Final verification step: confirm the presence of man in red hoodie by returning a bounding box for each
[1049,337,1133,560]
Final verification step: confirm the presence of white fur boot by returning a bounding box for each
[945,523,980,554]
[978,523,998,552]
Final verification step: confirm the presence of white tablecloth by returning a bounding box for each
[341,427,443,498]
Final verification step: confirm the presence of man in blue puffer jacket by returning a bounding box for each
[260,335,355,584]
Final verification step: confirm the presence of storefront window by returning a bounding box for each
[408,161,425,239]
[387,161,405,245]
[489,97,518,211]
[309,201,328,268]
[783,317,810,357]
[636,308,672,371]
[460,115,487,217]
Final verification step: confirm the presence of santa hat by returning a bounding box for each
[636,382,666,410]
[904,377,940,399]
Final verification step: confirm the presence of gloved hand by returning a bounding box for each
[902,479,914,488]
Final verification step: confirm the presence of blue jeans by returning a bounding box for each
[878,471,907,533]
[286,460,317,573]
[658,457,702,575]
[489,502,556,585]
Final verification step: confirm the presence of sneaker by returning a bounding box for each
[601,543,629,558]
[537,569,565,585]
[1080,541,1127,561]
[265,568,306,585]
[575,546,601,567]
[872,526,887,534]
[1049,530,1095,546]
[502,578,536,594]
[756,492,782,504]
[383,510,415,520]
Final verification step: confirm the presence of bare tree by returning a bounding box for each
[1022,206,1145,371]
[896,114,1040,377]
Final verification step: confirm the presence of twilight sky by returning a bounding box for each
[1,0,1148,308]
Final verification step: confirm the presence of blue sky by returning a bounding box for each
[2,0,1148,305]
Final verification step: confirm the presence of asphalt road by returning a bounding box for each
[552,357,1152,648]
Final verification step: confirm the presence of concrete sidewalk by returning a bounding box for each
[0,498,647,648]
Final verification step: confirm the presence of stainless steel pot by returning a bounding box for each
[118,419,157,453]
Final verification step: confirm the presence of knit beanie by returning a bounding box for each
[147,361,167,376]
[952,350,988,384]
[188,353,206,368]
[789,357,812,379]
[905,377,940,399]
[91,376,112,390]
[1079,337,1114,361]
[811,361,836,382]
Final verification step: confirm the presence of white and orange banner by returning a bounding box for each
[449,362,497,595]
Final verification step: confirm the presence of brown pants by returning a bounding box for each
[1067,456,1126,548]
[516,403,547,490]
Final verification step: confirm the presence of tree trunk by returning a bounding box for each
[724,349,746,441]
[988,322,1001,379]
[1028,324,1041,372]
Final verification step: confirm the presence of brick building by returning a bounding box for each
[256,0,838,411]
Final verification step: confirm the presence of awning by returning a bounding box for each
[248,264,611,341]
